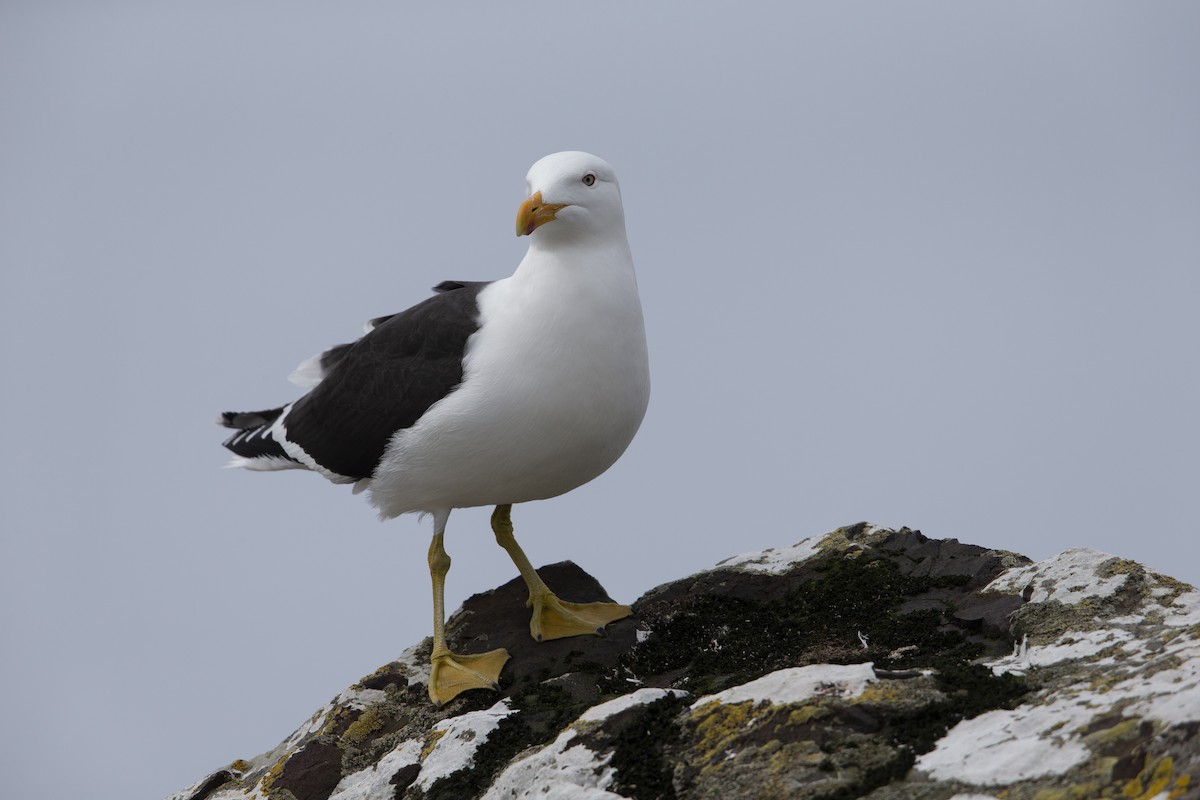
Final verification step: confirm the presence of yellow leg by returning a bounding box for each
[427,520,509,706]
[491,504,632,642]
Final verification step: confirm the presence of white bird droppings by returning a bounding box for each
[417,700,515,790]
[482,688,687,800]
[691,662,876,710]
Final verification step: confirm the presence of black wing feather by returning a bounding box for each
[278,281,489,479]
[362,283,467,332]
[313,342,355,377]
[220,406,300,463]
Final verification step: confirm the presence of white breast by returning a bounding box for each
[367,243,650,519]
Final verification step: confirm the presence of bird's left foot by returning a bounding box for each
[528,592,632,642]
[428,647,510,706]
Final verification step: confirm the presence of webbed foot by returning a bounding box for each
[428,647,510,706]
[528,592,632,642]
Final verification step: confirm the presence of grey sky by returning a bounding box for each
[2,4,1197,798]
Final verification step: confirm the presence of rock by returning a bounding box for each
[165,524,1200,800]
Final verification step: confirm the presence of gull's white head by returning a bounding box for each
[516,151,625,243]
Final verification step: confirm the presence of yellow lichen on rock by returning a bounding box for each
[690,701,757,763]
[815,523,893,559]
[1149,573,1191,606]
[1080,717,1141,748]
[1104,558,1143,577]
[853,680,910,705]
[318,705,354,738]
[257,750,292,799]
[1122,755,1190,799]
[785,704,828,726]
[341,707,385,744]
[421,727,447,761]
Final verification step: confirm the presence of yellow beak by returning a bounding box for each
[516,191,568,237]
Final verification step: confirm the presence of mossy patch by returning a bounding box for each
[607,554,1001,697]
[879,662,1027,758]
[607,694,688,800]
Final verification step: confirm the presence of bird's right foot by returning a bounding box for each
[528,590,632,642]
[428,647,510,706]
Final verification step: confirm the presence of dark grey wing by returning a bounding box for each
[278,281,489,479]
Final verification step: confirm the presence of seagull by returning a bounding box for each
[219,152,650,705]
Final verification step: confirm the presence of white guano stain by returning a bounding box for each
[691,662,877,710]
[482,688,687,800]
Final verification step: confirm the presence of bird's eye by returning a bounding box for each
[582,173,596,186]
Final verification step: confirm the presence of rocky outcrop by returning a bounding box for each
[167,524,1200,800]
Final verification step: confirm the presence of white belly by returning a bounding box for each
[367,262,650,518]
